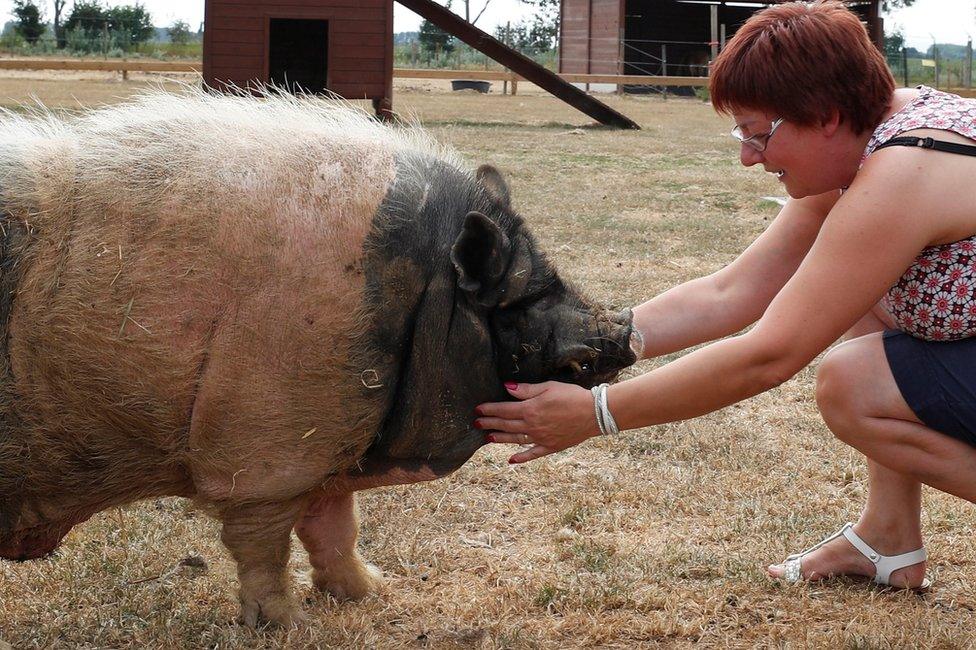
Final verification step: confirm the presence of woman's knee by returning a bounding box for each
[815,340,875,441]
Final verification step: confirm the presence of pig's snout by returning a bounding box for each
[589,309,637,384]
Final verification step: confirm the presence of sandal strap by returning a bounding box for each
[841,524,927,585]
[786,522,853,562]
[781,523,856,582]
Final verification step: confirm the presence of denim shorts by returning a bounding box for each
[883,329,976,447]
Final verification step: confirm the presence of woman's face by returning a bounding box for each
[731,108,853,199]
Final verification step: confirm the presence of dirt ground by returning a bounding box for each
[1,71,975,649]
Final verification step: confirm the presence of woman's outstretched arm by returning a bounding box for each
[632,189,838,358]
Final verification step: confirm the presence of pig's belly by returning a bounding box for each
[321,452,483,493]
[324,465,441,492]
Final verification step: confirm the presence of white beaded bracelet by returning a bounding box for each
[590,384,605,434]
[599,383,619,435]
[590,383,619,436]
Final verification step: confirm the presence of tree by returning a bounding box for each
[63,1,153,51]
[882,0,916,10]
[52,0,67,48]
[495,0,559,53]
[884,26,905,58]
[495,16,556,53]
[516,0,559,49]
[105,4,154,48]
[64,1,108,42]
[419,1,455,55]
[168,19,191,45]
[12,0,46,44]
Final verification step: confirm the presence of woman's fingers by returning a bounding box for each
[476,382,552,418]
[504,382,550,398]
[485,432,533,444]
[476,418,526,434]
[475,400,526,419]
[508,445,555,464]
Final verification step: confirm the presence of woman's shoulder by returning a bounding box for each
[886,87,923,119]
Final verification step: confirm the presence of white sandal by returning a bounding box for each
[779,522,930,590]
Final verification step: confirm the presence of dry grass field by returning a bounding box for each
[2,72,976,649]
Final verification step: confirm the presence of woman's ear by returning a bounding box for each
[821,109,843,137]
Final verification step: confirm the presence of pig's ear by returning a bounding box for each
[451,212,509,302]
[451,211,530,308]
[476,164,512,209]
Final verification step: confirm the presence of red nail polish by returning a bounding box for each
[474,420,484,430]
[504,382,518,390]
[486,434,496,443]
[508,458,517,464]
[474,406,484,416]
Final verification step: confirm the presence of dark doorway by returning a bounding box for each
[268,18,329,93]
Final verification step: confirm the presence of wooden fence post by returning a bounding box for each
[902,47,908,88]
[967,39,973,89]
[661,44,668,100]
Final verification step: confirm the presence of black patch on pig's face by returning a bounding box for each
[445,181,635,388]
[491,281,635,388]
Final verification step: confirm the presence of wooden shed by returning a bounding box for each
[560,0,883,82]
[203,0,393,111]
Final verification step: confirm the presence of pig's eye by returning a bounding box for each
[565,360,593,377]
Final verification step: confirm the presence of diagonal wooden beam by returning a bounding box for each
[396,0,640,129]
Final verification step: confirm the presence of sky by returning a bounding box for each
[2,0,974,49]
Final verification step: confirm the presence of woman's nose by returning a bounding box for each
[740,145,764,167]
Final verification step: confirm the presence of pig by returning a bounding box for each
[0,89,636,626]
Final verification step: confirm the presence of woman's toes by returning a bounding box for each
[767,536,873,583]
[767,563,786,578]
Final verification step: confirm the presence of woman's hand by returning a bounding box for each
[475,381,600,464]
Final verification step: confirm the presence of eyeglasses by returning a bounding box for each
[730,117,784,152]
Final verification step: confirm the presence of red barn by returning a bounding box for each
[560,0,883,81]
[203,0,393,111]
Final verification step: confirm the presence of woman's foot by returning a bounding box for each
[767,522,927,589]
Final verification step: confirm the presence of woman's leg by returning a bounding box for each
[767,457,925,586]
[768,308,937,586]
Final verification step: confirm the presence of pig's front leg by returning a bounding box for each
[294,491,383,600]
[219,499,306,628]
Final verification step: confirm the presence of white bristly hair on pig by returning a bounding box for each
[0,85,465,225]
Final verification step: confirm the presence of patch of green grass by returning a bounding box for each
[571,540,617,573]
[534,583,566,609]
[560,503,595,529]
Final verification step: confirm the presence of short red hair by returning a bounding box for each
[709,1,894,135]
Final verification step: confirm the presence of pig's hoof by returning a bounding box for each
[239,593,306,629]
[312,561,383,600]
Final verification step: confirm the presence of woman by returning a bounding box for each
[476,0,976,590]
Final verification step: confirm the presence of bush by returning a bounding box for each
[0,29,27,50]
[65,25,104,54]
[168,20,191,46]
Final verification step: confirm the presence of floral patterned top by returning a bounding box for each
[862,86,976,341]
